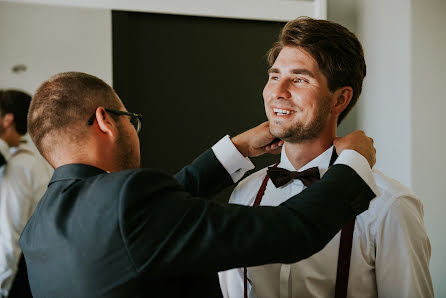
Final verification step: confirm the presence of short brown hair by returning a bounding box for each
[0,89,31,135]
[267,17,366,124]
[28,72,121,160]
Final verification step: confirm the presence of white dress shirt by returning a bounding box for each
[0,135,52,297]
[219,145,433,298]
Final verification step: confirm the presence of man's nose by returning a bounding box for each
[272,79,291,100]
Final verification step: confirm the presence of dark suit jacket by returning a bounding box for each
[19,149,374,298]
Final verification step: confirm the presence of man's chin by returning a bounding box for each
[269,125,316,144]
[269,124,293,139]
[270,130,292,142]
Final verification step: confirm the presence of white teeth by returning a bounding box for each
[273,108,292,115]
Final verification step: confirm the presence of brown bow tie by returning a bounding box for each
[267,166,320,188]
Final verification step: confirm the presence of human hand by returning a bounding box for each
[334,130,376,167]
[231,122,284,157]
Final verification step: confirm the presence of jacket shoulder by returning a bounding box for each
[102,168,182,198]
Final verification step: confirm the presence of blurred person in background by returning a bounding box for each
[0,90,52,298]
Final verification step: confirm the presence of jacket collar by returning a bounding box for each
[49,164,107,186]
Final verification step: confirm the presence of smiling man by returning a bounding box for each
[219,17,433,298]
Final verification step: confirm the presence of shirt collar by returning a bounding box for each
[278,144,335,178]
[49,164,107,186]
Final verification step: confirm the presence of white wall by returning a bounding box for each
[356,0,413,188]
[412,0,446,296]
[329,0,413,189]
[329,0,446,296]
[327,0,359,138]
[0,2,111,94]
[1,0,326,22]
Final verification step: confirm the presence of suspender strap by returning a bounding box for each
[243,267,248,298]
[254,163,279,207]
[334,217,356,298]
[253,174,271,206]
[331,148,356,298]
[244,164,279,298]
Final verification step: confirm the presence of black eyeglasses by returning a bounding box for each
[87,108,143,134]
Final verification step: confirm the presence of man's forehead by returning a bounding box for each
[270,46,321,76]
[273,47,317,67]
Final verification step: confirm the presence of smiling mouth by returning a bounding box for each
[273,108,295,116]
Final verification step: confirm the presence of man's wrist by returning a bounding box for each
[230,135,249,157]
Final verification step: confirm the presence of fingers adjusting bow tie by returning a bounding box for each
[267,166,320,188]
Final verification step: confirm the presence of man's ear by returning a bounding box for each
[94,107,117,138]
[332,86,353,116]
[1,113,14,128]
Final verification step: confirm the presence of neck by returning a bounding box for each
[284,125,336,170]
[53,146,116,172]
[51,135,122,173]
[0,130,22,147]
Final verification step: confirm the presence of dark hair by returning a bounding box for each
[28,72,121,160]
[0,89,32,135]
[267,17,366,124]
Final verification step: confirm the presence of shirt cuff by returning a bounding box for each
[211,135,255,183]
[334,149,380,196]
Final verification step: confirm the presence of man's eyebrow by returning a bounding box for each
[267,68,315,78]
[291,69,315,78]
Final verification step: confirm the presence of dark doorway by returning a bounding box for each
[112,11,284,201]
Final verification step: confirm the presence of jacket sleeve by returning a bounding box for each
[174,149,234,198]
[121,164,375,278]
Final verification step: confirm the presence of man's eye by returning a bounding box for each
[294,78,306,83]
[270,76,279,81]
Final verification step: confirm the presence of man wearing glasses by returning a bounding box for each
[19,71,377,298]
[88,108,142,134]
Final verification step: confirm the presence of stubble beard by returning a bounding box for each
[269,96,331,144]
[115,126,141,171]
